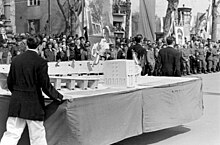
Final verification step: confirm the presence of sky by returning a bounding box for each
[131,0,211,17]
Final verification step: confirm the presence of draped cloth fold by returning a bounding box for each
[138,0,156,41]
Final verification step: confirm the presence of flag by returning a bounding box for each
[93,54,100,66]
[71,60,75,69]
[87,62,93,71]
[66,47,70,58]
[195,12,207,35]
[91,43,99,58]
[199,13,206,22]
[138,0,156,41]
[132,50,140,65]
[55,60,60,67]
[206,4,212,36]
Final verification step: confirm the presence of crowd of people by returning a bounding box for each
[0,33,92,63]
[1,32,220,77]
[127,35,220,76]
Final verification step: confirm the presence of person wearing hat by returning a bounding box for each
[79,36,88,60]
[147,43,156,76]
[181,44,191,75]
[0,40,11,64]
[195,42,207,74]
[14,35,27,56]
[212,44,219,72]
[117,42,126,59]
[189,39,199,74]
[142,37,148,50]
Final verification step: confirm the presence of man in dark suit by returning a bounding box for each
[158,36,181,77]
[0,36,64,145]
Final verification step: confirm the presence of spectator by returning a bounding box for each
[74,38,81,61]
[68,40,75,60]
[0,40,11,64]
[158,36,181,77]
[80,37,88,60]
[85,40,92,60]
[147,44,155,76]
[117,43,126,59]
[44,42,55,62]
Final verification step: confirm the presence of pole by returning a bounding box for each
[70,7,72,36]
[81,0,84,36]
[48,0,51,34]
[4,0,11,20]
[125,0,131,39]
[211,0,217,41]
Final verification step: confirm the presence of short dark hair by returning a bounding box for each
[27,36,40,49]
[135,34,143,43]
[166,36,174,45]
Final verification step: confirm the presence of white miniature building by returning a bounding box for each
[103,60,141,88]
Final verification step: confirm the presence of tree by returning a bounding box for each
[125,0,131,38]
[163,0,179,38]
[69,0,84,35]
[88,0,103,24]
[211,0,220,41]
[56,0,83,35]
[57,0,69,34]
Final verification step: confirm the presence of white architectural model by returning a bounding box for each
[103,60,141,88]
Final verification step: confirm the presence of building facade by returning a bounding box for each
[15,0,67,34]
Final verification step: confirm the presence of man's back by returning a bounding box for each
[7,50,62,121]
[1,36,63,145]
[158,46,181,76]
[127,44,146,60]
[10,50,44,90]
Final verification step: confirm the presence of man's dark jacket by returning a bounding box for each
[127,44,146,60]
[7,50,63,121]
[127,43,148,75]
[158,46,181,77]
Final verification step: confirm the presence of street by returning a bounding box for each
[113,72,220,145]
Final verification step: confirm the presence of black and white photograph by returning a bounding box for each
[0,0,219,145]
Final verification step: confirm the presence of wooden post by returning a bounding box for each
[125,0,131,39]
[211,0,218,41]
[81,0,85,35]
[48,0,51,34]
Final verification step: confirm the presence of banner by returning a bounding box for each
[138,0,156,41]
[175,26,185,45]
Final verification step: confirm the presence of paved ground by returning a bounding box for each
[113,72,220,145]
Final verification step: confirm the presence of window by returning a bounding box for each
[27,0,40,6]
[28,19,40,34]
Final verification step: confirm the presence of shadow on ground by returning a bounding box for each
[112,125,190,145]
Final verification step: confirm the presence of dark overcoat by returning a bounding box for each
[7,50,63,121]
[158,46,181,77]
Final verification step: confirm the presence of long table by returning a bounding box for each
[0,76,203,145]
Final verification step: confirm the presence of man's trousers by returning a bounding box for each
[0,117,47,145]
